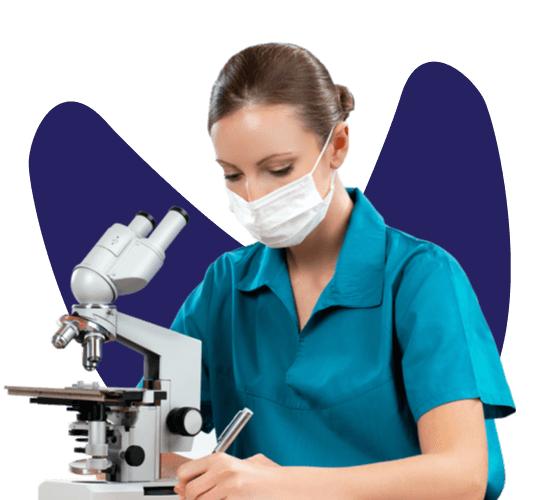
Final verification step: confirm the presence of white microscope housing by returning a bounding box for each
[7,206,203,500]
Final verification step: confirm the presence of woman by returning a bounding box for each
[163,43,515,499]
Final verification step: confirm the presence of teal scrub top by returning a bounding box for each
[170,188,515,499]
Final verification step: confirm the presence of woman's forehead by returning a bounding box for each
[211,104,315,162]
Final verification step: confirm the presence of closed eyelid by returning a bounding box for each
[270,165,293,173]
[216,152,297,170]
[224,164,293,177]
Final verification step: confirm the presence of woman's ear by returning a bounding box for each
[331,122,349,169]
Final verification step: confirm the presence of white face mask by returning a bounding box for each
[226,125,337,248]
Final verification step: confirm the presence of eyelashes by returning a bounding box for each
[270,165,294,176]
[224,165,294,182]
[224,173,242,182]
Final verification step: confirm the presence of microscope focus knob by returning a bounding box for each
[167,407,203,436]
[124,445,145,467]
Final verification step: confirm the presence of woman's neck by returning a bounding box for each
[285,179,354,273]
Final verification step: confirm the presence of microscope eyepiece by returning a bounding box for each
[147,207,189,253]
[136,211,156,229]
[128,212,156,238]
[169,206,190,224]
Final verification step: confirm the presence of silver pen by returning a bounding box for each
[213,408,253,453]
[181,408,254,500]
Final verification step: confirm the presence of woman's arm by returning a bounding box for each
[324,397,489,500]
[175,398,488,500]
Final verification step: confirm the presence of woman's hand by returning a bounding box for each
[174,452,286,500]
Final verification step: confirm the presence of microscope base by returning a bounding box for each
[39,479,179,499]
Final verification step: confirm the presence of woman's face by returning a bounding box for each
[211,104,335,202]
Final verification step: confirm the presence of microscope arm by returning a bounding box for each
[115,312,201,399]
[114,311,202,454]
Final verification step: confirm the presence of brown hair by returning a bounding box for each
[208,43,355,146]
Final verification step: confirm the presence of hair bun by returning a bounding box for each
[336,85,355,121]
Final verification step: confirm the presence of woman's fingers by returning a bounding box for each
[173,483,185,499]
[177,456,210,485]
[175,455,227,499]
[174,452,281,499]
[184,471,221,500]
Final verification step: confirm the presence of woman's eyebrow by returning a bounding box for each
[216,152,296,169]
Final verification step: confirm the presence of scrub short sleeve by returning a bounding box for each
[394,248,516,424]
[170,264,216,434]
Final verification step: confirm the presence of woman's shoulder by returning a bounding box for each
[205,241,266,287]
[384,225,462,279]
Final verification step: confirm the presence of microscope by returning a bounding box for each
[6,206,203,499]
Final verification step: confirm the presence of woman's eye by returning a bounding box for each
[270,165,293,176]
[224,165,292,182]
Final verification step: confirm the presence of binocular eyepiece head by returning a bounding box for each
[70,207,189,305]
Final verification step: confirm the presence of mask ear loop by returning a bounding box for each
[311,124,338,196]
[311,124,337,175]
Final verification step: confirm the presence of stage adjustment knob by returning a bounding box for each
[167,407,203,436]
[124,445,145,466]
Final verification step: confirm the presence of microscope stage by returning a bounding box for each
[4,385,166,408]
[5,385,143,401]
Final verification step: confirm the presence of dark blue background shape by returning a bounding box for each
[29,104,241,387]
[365,62,510,355]
[29,62,510,387]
